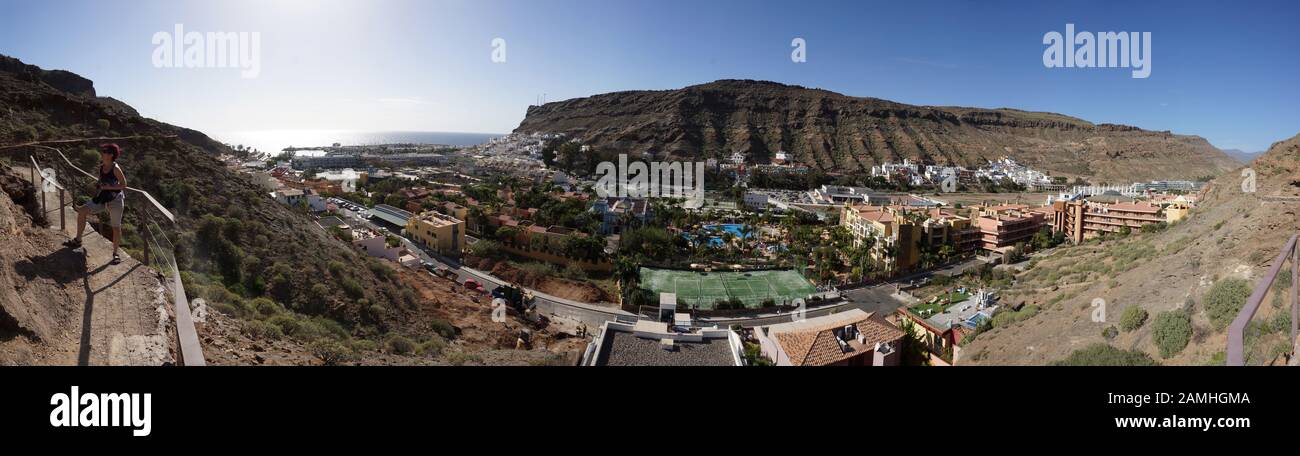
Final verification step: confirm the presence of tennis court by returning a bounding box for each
[638,267,817,310]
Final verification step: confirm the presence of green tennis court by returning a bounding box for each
[638,267,817,310]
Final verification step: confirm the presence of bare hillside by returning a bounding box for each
[962,133,1300,365]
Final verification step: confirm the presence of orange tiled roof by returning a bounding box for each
[773,313,904,366]
[1106,201,1160,213]
[857,210,895,223]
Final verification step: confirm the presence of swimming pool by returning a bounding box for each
[685,224,754,247]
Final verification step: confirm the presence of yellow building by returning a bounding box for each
[405,210,466,258]
[1163,197,1192,223]
[840,205,921,274]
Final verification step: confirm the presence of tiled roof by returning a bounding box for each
[857,210,895,223]
[1106,201,1160,213]
[771,311,904,366]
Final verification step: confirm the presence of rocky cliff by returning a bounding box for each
[515,79,1240,183]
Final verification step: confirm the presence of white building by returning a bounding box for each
[743,192,769,210]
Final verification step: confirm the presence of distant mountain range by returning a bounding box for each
[514,79,1241,183]
[1220,148,1264,164]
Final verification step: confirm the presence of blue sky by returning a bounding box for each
[1,0,1297,151]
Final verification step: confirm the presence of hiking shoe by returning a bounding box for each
[111,253,122,265]
[63,238,82,249]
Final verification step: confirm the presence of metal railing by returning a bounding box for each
[1227,233,1298,366]
[6,143,204,366]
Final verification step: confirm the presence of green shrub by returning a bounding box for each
[251,297,285,318]
[241,320,283,340]
[430,319,457,340]
[1051,343,1157,366]
[1152,310,1192,358]
[1102,326,1119,341]
[1119,306,1148,332]
[1203,278,1252,330]
[385,335,416,355]
[1203,351,1226,366]
[266,314,302,336]
[418,337,447,357]
[991,305,1039,327]
[309,339,357,365]
[1270,311,1292,333]
[561,263,586,280]
[341,278,365,299]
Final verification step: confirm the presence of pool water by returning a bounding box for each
[685,224,754,247]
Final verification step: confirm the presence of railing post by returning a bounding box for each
[59,188,65,231]
[143,234,150,267]
[39,168,46,217]
[1292,242,1298,358]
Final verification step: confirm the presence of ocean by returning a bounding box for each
[214,130,506,156]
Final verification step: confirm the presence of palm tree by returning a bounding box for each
[738,225,755,253]
[938,244,955,265]
[614,256,640,290]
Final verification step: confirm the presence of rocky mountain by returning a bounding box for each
[515,79,1240,183]
[1221,148,1264,164]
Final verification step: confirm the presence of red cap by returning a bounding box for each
[99,143,121,159]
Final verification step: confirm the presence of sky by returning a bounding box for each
[1,0,1297,152]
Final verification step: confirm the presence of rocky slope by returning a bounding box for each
[0,54,587,365]
[515,80,1240,183]
[962,133,1299,365]
[0,54,434,364]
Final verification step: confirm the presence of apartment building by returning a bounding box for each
[921,208,981,255]
[972,204,1048,254]
[840,205,922,274]
[405,210,466,258]
[1051,199,1168,244]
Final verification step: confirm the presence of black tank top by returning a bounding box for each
[96,163,122,200]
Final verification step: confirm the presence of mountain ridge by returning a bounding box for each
[515,79,1240,183]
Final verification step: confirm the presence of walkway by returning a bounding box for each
[21,165,173,365]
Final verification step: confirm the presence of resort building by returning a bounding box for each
[840,205,922,274]
[921,208,981,255]
[753,309,904,366]
[972,204,1048,254]
[1051,199,1170,244]
[590,197,651,235]
[405,210,466,258]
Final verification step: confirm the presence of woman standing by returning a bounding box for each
[64,143,127,265]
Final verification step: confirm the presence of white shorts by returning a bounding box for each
[83,195,124,228]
